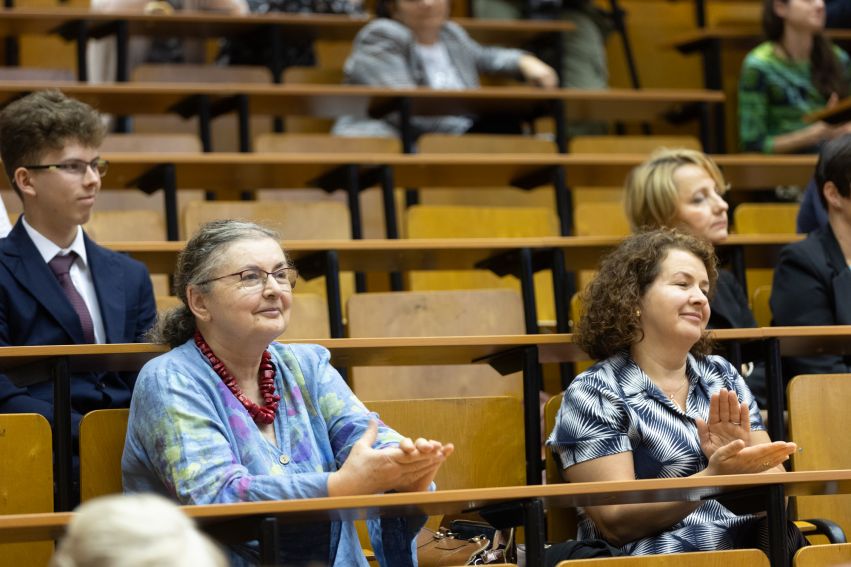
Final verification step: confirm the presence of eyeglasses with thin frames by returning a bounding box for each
[198,266,298,291]
[23,158,109,178]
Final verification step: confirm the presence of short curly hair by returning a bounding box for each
[576,228,718,361]
[0,89,104,197]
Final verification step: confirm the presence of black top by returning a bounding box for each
[771,223,851,380]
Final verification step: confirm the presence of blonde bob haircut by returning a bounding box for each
[624,148,728,232]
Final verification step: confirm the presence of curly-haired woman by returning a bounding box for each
[546,229,803,560]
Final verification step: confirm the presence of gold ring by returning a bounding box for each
[731,421,741,425]
[762,461,771,468]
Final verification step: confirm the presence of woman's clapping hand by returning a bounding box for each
[703,439,797,476]
[696,388,751,459]
[328,420,454,497]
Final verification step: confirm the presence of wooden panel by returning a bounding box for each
[84,209,166,241]
[788,374,851,539]
[279,293,330,340]
[405,205,558,324]
[734,203,800,234]
[568,135,702,154]
[558,549,769,567]
[366,396,525,490]
[79,409,129,502]
[255,133,400,153]
[794,542,851,567]
[543,392,578,543]
[0,413,53,567]
[733,203,798,301]
[347,289,525,400]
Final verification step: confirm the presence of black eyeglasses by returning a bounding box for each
[23,158,109,178]
[198,266,298,291]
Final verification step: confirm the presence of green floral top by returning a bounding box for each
[738,41,851,153]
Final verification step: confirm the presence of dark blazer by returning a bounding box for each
[771,223,851,380]
[708,269,767,407]
[0,219,157,440]
[709,269,759,330]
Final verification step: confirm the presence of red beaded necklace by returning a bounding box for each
[194,331,281,425]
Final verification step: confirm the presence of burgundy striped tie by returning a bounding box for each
[48,252,95,344]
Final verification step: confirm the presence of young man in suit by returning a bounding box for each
[0,89,157,443]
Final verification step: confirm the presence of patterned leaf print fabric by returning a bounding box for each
[547,352,777,555]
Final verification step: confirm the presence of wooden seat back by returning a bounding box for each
[751,284,772,328]
[83,209,170,301]
[733,202,799,302]
[253,134,402,240]
[733,203,799,234]
[347,289,525,400]
[417,134,556,209]
[793,542,851,566]
[405,205,559,325]
[255,133,401,153]
[543,393,579,543]
[281,67,345,132]
[358,396,525,549]
[131,64,273,152]
[788,374,851,538]
[79,408,129,502]
[557,549,769,566]
[0,414,54,566]
[367,396,525,490]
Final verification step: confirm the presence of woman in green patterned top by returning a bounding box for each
[738,0,851,153]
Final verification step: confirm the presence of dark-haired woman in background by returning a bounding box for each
[739,0,851,153]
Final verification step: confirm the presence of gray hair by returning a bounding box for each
[50,493,228,567]
[149,219,281,347]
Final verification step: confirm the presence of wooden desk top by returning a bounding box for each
[103,234,801,274]
[0,82,722,127]
[0,326,840,375]
[763,326,851,358]
[670,26,851,53]
[91,152,812,196]
[0,7,574,44]
[1,470,849,543]
[806,97,851,125]
[0,335,588,373]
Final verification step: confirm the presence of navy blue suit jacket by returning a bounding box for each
[0,219,157,440]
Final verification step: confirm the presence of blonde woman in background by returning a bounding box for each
[623,148,767,407]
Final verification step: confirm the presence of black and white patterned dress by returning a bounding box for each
[547,352,804,556]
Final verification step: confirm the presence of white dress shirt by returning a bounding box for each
[0,195,12,237]
[22,216,106,344]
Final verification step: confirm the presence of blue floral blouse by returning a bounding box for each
[547,352,773,554]
[122,340,423,566]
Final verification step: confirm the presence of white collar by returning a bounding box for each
[21,216,88,268]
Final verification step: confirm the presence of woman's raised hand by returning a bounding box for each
[703,439,797,476]
[696,388,751,458]
[328,421,454,497]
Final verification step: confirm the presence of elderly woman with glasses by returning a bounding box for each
[122,219,454,567]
